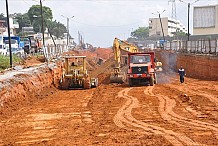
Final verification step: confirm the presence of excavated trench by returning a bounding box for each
[0,62,62,120]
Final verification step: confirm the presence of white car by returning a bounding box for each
[0,48,7,56]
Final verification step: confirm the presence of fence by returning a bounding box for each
[163,39,218,55]
[43,44,68,61]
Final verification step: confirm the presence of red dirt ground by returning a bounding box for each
[0,49,217,145]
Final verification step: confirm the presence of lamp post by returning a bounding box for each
[179,0,199,41]
[158,10,166,42]
[152,10,166,42]
[5,0,12,67]
[61,15,74,47]
[40,0,45,47]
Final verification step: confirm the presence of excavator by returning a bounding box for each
[110,38,138,83]
[110,37,163,85]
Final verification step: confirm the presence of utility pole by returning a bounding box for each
[158,13,165,42]
[179,0,199,41]
[61,15,74,47]
[187,3,190,41]
[40,0,45,47]
[67,17,69,47]
[5,0,12,67]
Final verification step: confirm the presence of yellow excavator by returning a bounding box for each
[110,38,138,83]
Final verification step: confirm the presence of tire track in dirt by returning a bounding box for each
[168,83,218,107]
[0,90,95,145]
[163,84,218,127]
[114,88,199,146]
[145,86,218,138]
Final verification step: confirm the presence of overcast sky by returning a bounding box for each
[0,0,218,47]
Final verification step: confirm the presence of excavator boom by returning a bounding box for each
[110,38,138,83]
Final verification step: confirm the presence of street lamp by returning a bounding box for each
[61,15,74,47]
[152,10,166,42]
[179,0,200,41]
[39,0,45,47]
[32,0,45,47]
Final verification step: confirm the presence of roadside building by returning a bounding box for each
[149,17,187,37]
[0,20,6,35]
[193,4,218,35]
[0,17,19,36]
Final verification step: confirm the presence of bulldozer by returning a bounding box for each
[60,55,98,89]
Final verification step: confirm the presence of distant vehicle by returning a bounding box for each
[4,47,25,58]
[3,36,20,49]
[21,36,42,54]
[4,39,19,49]
[0,35,3,50]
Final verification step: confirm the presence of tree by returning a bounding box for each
[12,13,31,35]
[175,31,186,37]
[0,13,4,19]
[131,27,149,40]
[27,5,53,33]
[47,20,67,38]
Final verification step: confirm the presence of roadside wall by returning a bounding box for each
[155,50,218,80]
[177,54,218,80]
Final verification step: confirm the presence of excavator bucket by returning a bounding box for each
[110,72,126,84]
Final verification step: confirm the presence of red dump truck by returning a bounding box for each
[127,52,162,86]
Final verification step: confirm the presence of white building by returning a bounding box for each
[0,17,19,36]
[149,17,187,37]
[193,4,218,35]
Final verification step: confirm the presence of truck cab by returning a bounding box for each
[127,52,160,86]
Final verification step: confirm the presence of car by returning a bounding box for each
[4,47,25,58]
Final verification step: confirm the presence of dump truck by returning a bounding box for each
[60,55,98,89]
[127,52,162,86]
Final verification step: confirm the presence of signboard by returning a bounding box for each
[193,6,216,28]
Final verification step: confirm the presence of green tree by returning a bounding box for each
[47,20,67,38]
[131,27,149,39]
[175,31,186,37]
[13,13,31,35]
[0,13,4,19]
[27,5,53,33]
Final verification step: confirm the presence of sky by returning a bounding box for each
[0,0,218,47]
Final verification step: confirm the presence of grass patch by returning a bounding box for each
[0,55,21,71]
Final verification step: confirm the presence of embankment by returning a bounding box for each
[156,50,218,80]
[0,63,62,120]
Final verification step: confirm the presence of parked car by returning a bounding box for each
[5,47,25,58]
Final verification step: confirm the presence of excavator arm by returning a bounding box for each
[110,38,138,83]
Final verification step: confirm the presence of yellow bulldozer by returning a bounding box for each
[60,55,98,89]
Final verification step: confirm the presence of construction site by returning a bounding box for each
[0,38,218,145]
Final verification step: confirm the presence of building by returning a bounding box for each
[0,20,6,35]
[193,4,218,35]
[0,17,19,36]
[149,17,187,37]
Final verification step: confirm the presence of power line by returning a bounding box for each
[71,19,145,27]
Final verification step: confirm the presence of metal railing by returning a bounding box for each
[163,39,218,55]
[43,44,68,61]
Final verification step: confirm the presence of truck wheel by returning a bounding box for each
[154,73,157,84]
[150,77,154,86]
[129,78,133,87]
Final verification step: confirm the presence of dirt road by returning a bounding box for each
[0,73,217,145]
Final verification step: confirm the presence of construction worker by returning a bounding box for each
[178,66,186,83]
